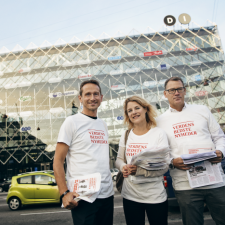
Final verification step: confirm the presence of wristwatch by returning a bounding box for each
[169,158,175,169]
[60,190,70,202]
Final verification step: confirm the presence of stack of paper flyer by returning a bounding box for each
[62,173,101,208]
[181,151,217,164]
[130,146,170,171]
[182,145,223,188]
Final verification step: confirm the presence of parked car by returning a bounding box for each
[0,179,11,192]
[6,171,60,210]
[110,168,119,181]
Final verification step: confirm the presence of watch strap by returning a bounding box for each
[60,190,70,201]
[169,158,175,169]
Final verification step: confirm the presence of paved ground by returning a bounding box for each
[0,183,216,225]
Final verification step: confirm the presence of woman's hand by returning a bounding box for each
[122,165,129,177]
[127,164,137,175]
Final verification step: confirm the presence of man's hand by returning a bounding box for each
[208,150,223,164]
[173,157,192,170]
[122,165,129,178]
[62,192,79,210]
[127,165,137,175]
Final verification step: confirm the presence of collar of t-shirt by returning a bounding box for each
[169,102,187,113]
[81,112,97,120]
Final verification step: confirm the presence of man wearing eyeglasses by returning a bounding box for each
[156,76,225,225]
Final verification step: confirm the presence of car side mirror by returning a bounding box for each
[48,181,57,186]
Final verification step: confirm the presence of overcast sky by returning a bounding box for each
[0,0,224,51]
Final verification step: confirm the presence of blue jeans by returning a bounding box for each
[174,186,225,225]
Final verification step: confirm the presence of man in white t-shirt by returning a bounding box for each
[53,80,114,225]
[157,76,225,225]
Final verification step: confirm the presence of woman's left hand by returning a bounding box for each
[127,165,137,175]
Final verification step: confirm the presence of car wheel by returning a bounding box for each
[113,175,117,181]
[8,197,21,211]
[0,187,3,192]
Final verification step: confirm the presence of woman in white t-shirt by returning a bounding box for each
[115,96,169,225]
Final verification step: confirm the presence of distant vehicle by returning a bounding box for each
[110,168,119,181]
[6,171,60,211]
[0,179,11,192]
[163,170,178,207]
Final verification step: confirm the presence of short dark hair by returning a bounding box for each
[164,77,184,90]
[79,79,102,96]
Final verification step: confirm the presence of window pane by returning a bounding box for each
[20,176,32,184]
[35,175,52,185]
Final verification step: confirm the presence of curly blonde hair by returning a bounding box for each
[123,96,157,130]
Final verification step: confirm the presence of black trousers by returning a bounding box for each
[123,198,168,225]
[174,186,225,225]
[71,196,114,225]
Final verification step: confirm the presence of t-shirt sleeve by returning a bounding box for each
[102,120,109,136]
[205,106,220,133]
[57,117,75,146]
[157,129,169,147]
[119,131,126,148]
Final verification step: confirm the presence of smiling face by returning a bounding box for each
[164,80,186,110]
[78,83,103,114]
[126,101,147,126]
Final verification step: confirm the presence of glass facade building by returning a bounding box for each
[0,25,224,178]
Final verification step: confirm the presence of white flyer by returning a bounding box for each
[187,161,223,188]
[62,173,101,207]
[183,144,223,188]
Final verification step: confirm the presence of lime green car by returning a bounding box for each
[6,171,60,210]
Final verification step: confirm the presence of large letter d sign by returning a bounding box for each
[164,15,176,26]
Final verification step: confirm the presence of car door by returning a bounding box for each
[34,175,59,202]
[17,175,36,202]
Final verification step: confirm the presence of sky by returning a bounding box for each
[0,0,224,51]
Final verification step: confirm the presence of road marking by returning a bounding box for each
[21,211,70,215]
[0,204,8,206]
[21,206,123,215]
[0,197,7,199]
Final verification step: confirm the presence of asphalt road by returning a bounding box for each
[0,183,216,225]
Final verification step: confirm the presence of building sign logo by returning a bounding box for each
[78,74,92,80]
[178,13,191,25]
[164,14,191,26]
[49,90,78,98]
[142,50,167,57]
[111,84,125,90]
[164,15,176,26]
[110,70,123,75]
[108,56,121,61]
[20,126,31,132]
[125,68,140,73]
[19,96,32,102]
[195,91,208,97]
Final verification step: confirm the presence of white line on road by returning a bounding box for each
[21,211,70,215]
[0,204,8,206]
[21,206,123,215]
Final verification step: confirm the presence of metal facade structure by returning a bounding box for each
[0,24,224,178]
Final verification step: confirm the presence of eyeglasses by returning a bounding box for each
[166,87,185,94]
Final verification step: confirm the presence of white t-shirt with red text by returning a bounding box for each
[119,127,169,203]
[156,104,225,190]
[57,112,114,198]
